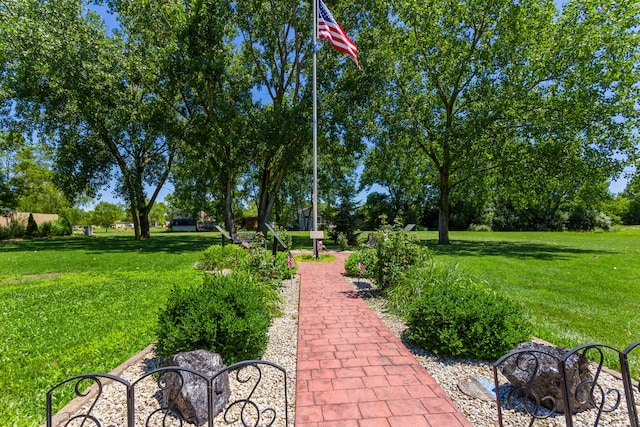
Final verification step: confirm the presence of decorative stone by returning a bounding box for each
[499,342,594,414]
[458,377,496,401]
[163,350,230,425]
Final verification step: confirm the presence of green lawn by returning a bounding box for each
[420,228,640,374]
[0,230,216,426]
[1,228,639,425]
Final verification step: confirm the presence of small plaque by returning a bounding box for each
[310,231,324,240]
[265,223,287,249]
[457,377,496,401]
[213,225,232,241]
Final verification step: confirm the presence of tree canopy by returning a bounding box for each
[1,0,638,238]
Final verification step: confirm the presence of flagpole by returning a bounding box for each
[312,0,319,259]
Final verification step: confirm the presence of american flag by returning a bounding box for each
[358,261,366,273]
[317,0,360,69]
[287,252,295,269]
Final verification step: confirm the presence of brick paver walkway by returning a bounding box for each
[295,252,473,427]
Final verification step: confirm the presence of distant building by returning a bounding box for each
[0,212,59,228]
[297,207,325,231]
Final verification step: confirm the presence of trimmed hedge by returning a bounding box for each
[155,271,271,364]
[406,276,531,360]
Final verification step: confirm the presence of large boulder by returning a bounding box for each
[499,342,594,414]
[163,350,230,425]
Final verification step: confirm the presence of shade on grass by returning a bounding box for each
[421,228,640,374]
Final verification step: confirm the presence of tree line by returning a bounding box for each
[1,0,638,241]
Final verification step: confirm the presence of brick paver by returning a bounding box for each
[295,252,473,427]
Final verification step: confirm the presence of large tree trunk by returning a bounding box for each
[438,169,451,245]
[223,176,235,236]
[138,205,151,239]
[257,163,287,236]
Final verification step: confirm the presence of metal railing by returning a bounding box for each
[46,360,288,427]
[493,339,640,426]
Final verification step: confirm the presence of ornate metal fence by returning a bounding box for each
[492,340,640,427]
[46,360,288,427]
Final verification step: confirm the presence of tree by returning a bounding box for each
[0,132,21,210]
[235,0,313,235]
[90,201,125,231]
[360,134,436,228]
[148,201,168,228]
[2,0,178,240]
[356,0,640,243]
[621,173,640,224]
[326,184,362,245]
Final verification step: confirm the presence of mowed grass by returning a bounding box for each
[0,230,218,426]
[1,228,639,425]
[420,227,640,374]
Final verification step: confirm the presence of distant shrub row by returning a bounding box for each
[345,221,531,361]
[155,238,297,365]
[0,215,72,240]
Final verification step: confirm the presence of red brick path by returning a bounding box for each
[294,252,473,427]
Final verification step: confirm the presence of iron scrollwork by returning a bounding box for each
[46,360,288,427]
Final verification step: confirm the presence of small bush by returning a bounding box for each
[468,223,492,232]
[336,232,348,250]
[272,251,297,280]
[405,275,531,360]
[197,245,247,271]
[8,221,24,239]
[25,214,38,237]
[53,217,73,236]
[372,219,431,290]
[39,221,53,237]
[155,271,271,364]
[344,249,377,278]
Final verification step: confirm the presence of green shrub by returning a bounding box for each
[271,226,292,251]
[53,217,73,236]
[155,271,271,364]
[344,249,377,278]
[272,251,297,280]
[39,221,53,237]
[197,245,248,271]
[0,226,9,240]
[468,223,492,232]
[25,214,38,237]
[405,275,531,360]
[372,219,431,290]
[9,221,24,239]
[336,232,348,250]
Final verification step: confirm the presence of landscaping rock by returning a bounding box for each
[499,342,594,414]
[163,350,230,425]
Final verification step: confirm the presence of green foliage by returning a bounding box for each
[25,214,38,237]
[405,273,532,360]
[327,186,363,246]
[336,232,348,250]
[155,272,271,364]
[371,218,431,290]
[39,221,52,237]
[271,225,292,251]
[53,217,73,236]
[468,223,492,232]
[344,249,377,278]
[197,245,248,271]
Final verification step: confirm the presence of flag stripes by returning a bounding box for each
[317,0,360,68]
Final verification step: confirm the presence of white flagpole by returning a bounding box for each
[312,0,319,259]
